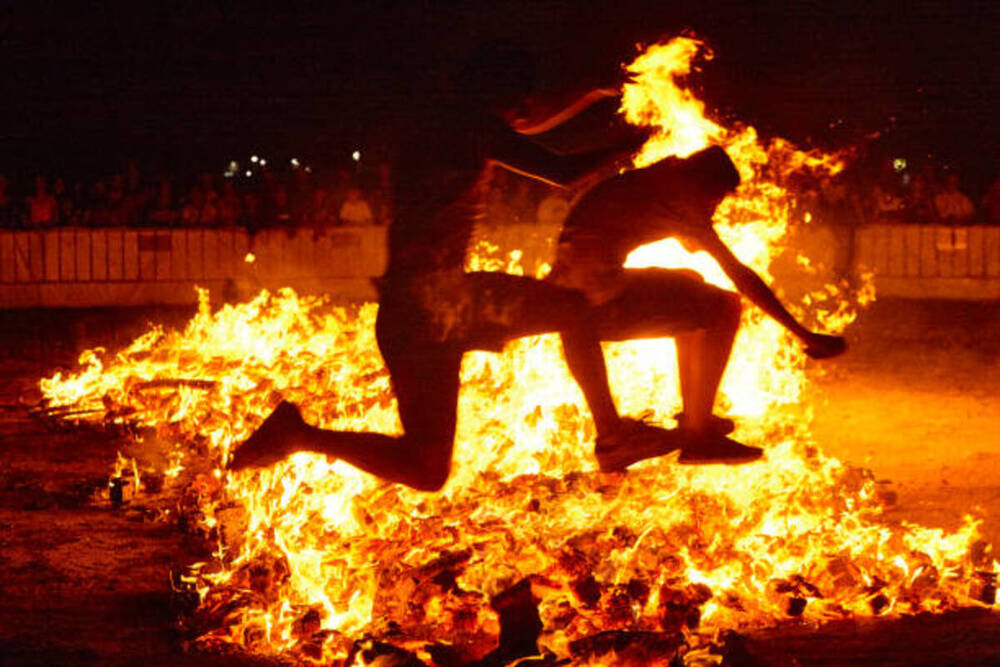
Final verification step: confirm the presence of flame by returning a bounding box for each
[39,37,990,665]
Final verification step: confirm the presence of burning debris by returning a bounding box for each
[37,36,993,666]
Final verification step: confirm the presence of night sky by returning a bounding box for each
[3,1,998,188]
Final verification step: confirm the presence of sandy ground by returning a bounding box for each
[1,298,999,665]
[807,299,1000,550]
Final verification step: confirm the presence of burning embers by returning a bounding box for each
[39,36,992,665]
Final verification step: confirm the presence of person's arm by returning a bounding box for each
[697,229,846,359]
[488,120,646,189]
[509,87,620,135]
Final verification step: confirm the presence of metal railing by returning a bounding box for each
[2,222,998,307]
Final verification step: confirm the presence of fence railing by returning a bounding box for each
[0,226,386,308]
[855,223,1000,299]
[2,223,999,308]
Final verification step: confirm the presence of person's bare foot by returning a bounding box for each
[229,401,307,470]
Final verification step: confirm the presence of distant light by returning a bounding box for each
[228,160,239,171]
[804,212,812,223]
[245,170,252,177]
[244,253,256,263]
[352,150,361,162]
[893,158,907,172]
[290,157,300,168]
[224,171,234,178]
[250,155,259,164]
[259,158,266,167]
[304,166,312,173]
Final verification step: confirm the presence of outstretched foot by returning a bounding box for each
[229,401,308,471]
[678,434,763,465]
[595,418,685,472]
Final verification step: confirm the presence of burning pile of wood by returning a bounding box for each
[35,36,995,666]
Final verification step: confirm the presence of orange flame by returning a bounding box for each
[39,36,988,665]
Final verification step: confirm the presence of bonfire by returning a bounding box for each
[38,37,994,666]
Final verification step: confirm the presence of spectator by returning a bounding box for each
[199,173,220,221]
[981,173,1000,224]
[242,189,262,231]
[870,164,905,221]
[509,178,537,224]
[819,173,866,227]
[934,173,975,223]
[271,185,294,227]
[52,177,68,218]
[338,186,374,225]
[85,180,110,227]
[307,186,335,233]
[218,180,242,226]
[180,187,200,226]
[180,186,216,226]
[120,162,149,225]
[27,176,58,227]
[110,173,130,224]
[147,179,178,226]
[0,174,15,227]
[369,162,393,225]
[536,190,570,227]
[908,163,938,222]
[485,166,513,224]
[291,168,313,225]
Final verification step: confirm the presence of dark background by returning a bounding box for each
[3,0,998,190]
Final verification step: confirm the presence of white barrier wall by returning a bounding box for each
[0,226,386,308]
[855,224,1000,299]
[2,223,1000,308]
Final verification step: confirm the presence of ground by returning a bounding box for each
[0,298,998,666]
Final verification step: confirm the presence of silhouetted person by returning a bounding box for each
[338,186,375,225]
[982,173,1000,224]
[548,146,846,464]
[230,45,670,489]
[909,164,938,222]
[27,176,58,227]
[148,179,178,226]
[0,175,15,227]
[934,173,975,223]
[218,180,242,227]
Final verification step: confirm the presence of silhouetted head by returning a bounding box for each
[683,145,740,205]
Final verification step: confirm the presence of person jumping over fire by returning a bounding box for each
[546,144,847,464]
[229,44,690,488]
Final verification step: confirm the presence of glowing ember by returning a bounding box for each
[39,36,991,665]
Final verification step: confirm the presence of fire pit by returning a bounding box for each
[35,37,995,666]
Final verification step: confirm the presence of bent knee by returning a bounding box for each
[714,290,742,329]
[410,464,451,492]
[404,447,453,492]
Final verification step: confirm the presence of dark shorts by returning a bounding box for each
[587,268,740,340]
[375,270,590,360]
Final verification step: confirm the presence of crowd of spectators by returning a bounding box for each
[803,161,1000,228]
[2,158,1000,232]
[0,161,391,232]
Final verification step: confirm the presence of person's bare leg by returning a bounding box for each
[230,349,463,492]
[674,292,761,464]
[675,329,707,432]
[675,292,740,434]
[561,329,620,437]
[562,325,684,472]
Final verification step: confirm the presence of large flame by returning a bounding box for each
[39,37,988,665]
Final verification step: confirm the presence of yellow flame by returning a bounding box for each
[37,36,991,665]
